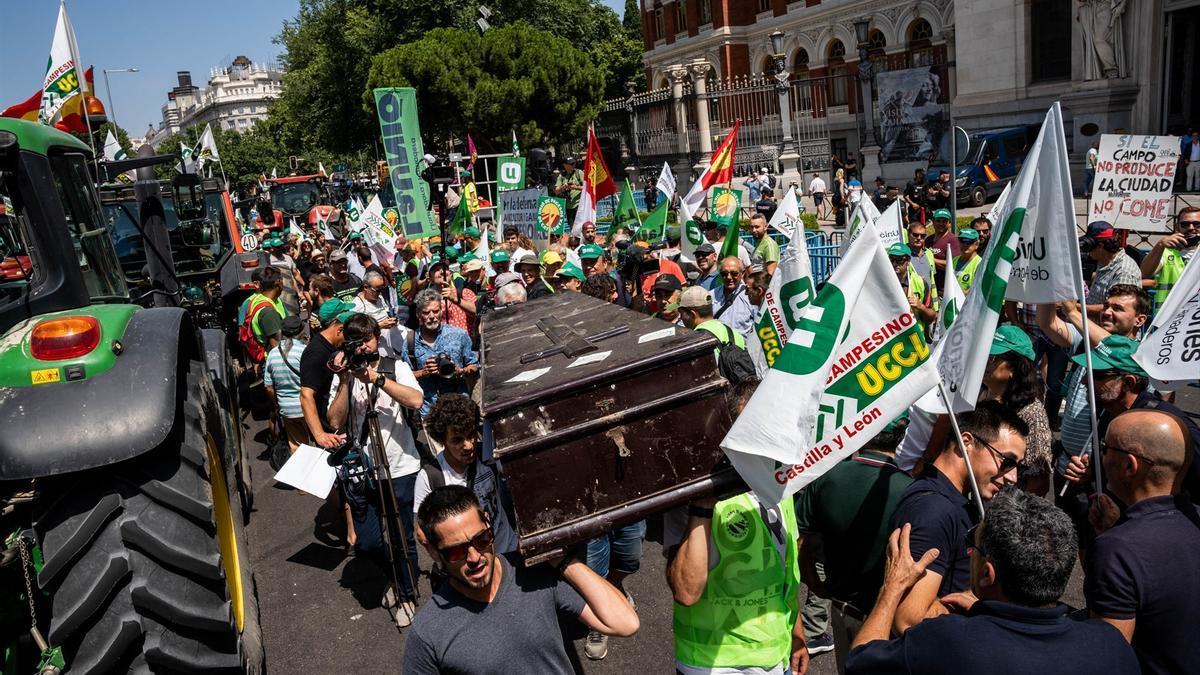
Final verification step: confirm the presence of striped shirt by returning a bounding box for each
[264,341,305,419]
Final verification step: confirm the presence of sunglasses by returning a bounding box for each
[964,523,986,557]
[958,238,977,246]
[437,526,495,563]
[972,434,1020,474]
[722,270,741,278]
[889,256,909,265]
[1101,441,1157,466]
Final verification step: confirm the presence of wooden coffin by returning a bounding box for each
[480,292,744,560]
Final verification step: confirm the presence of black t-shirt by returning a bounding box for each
[330,273,361,302]
[888,466,974,596]
[299,332,338,432]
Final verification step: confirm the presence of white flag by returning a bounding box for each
[361,195,400,260]
[175,143,195,174]
[1002,103,1082,304]
[656,161,676,200]
[39,1,85,124]
[933,244,965,343]
[986,182,1012,231]
[938,104,1081,411]
[288,217,307,242]
[747,222,815,376]
[768,186,802,241]
[476,202,493,273]
[875,200,905,248]
[838,196,882,257]
[319,161,327,177]
[1133,250,1200,385]
[723,220,939,503]
[271,167,277,179]
[196,123,220,168]
[102,130,124,161]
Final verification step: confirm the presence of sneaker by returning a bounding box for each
[806,632,834,655]
[381,584,398,609]
[584,630,609,660]
[395,600,416,628]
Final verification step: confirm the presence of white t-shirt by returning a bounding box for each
[327,363,422,478]
[349,294,406,357]
[809,177,827,194]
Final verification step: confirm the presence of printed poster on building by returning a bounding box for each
[877,66,947,163]
[1087,134,1180,233]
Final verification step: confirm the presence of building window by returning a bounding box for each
[794,48,810,79]
[1030,0,1070,82]
[699,0,711,24]
[867,30,887,59]
[908,19,934,67]
[758,0,771,12]
[828,40,848,106]
[654,2,665,41]
[676,0,687,34]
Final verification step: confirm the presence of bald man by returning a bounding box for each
[1084,409,1200,675]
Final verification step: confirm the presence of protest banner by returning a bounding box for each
[838,195,882,256]
[537,195,568,236]
[1087,134,1180,233]
[768,186,802,240]
[1134,250,1200,386]
[498,187,545,239]
[709,187,742,229]
[746,219,815,376]
[723,221,938,503]
[497,157,526,191]
[373,87,440,240]
[875,200,905,248]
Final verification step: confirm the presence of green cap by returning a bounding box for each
[490,249,511,263]
[958,228,980,242]
[262,236,280,248]
[886,243,912,257]
[459,251,478,264]
[932,208,952,220]
[990,324,1037,362]
[317,299,357,325]
[555,261,585,281]
[578,243,605,260]
[463,226,481,238]
[1071,335,1147,377]
[348,231,363,241]
[444,247,461,262]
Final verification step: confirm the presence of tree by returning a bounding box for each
[365,24,604,150]
[623,0,642,42]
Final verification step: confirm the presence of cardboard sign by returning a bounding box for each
[1087,134,1180,233]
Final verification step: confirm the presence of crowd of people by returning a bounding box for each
[237,183,1199,674]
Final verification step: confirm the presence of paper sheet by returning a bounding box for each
[567,350,613,368]
[506,367,551,383]
[273,443,338,499]
[637,327,677,344]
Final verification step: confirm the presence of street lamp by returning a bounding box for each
[102,68,139,131]
[852,18,876,147]
[767,31,797,172]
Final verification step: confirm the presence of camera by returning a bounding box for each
[435,352,458,378]
[1185,233,1200,248]
[339,337,381,372]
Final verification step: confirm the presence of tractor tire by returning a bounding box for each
[33,360,264,674]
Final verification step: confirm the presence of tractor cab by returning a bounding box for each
[266,174,325,222]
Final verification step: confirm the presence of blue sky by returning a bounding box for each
[1,0,628,139]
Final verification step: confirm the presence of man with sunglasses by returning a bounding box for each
[1084,409,1200,675]
[1140,205,1199,317]
[406,486,639,674]
[969,216,992,251]
[887,401,1027,634]
[950,228,982,293]
[888,243,937,330]
[712,256,756,337]
[846,489,1138,674]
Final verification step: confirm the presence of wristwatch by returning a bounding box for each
[374,374,386,389]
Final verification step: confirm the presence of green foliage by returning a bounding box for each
[366,23,604,150]
[802,213,819,231]
[622,0,642,42]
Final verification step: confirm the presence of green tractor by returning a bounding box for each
[0,120,263,672]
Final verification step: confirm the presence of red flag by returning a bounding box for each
[582,127,617,201]
[1,89,42,122]
[703,119,739,188]
[467,134,478,170]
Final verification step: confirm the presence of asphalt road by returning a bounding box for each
[241,368,1199,675]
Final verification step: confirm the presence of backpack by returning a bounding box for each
[238,296,274,364]
[712,323,758,385]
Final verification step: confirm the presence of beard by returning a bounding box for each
[453,552,495,590]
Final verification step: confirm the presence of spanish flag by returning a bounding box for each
[983,162,1000,183]
[1,66,100,134]
[1,90,42,122]
[676,121,741,261]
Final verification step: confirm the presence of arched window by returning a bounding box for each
[827,40,848,106]
[793,48,810,80]
[908,19,934,67]
[867,30,887,59]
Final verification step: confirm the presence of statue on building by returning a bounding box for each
[1077,0,1128,79]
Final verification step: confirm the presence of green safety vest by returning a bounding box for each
[673,494,800,669]
[952,255,982,294]
[248,292,287,345]
[1152,247,1187,315]
[696,319,746,348]
[906,266,930,313]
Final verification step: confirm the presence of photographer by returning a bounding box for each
[554,157,584,223]
[300,299,357,449]
[326,313,425,627]
[399,288,479,419]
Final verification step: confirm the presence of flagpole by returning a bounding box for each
[937,381,988,523]
[1077,296,1104,500]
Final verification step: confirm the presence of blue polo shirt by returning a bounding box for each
[1085,494,1200,675]
[888,465,974,596]
[846,601,1139,674]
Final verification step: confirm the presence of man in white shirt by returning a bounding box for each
[1186,130,1200,192]
[327,313,425,626]
[351,270,405,357]
[809,172,828,220]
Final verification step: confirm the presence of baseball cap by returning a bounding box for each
[666,225,681,241]
[887,243,913,257]
[490,249,511,264]
[679,286,712,309]
[849,179,862,187]
[541,250,563,266]
[462,259,485,273]
[958,228,980,242]
[514,252,540,267]
[494,271,523,288]
[1071,335,1147,377]
[1084,220,1117,239]
[329,249,348,262]
[317,299,357,325]
[463,226,481,238]
[281,315,306,338]
[695,242,717,256]
[459,251,478,264]
[555,262,585,281]
[578,244,605,260]
[932,208,952,220]
[990,324,1037,362]
[652,274,682,293]
[348,231,363,241]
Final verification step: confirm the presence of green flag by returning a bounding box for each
[373,88,440,239]
[449,197,472,236]
[637,198,669,241]
[615,179,641,232]
[709,187,742,229]
[511,129,520,156]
